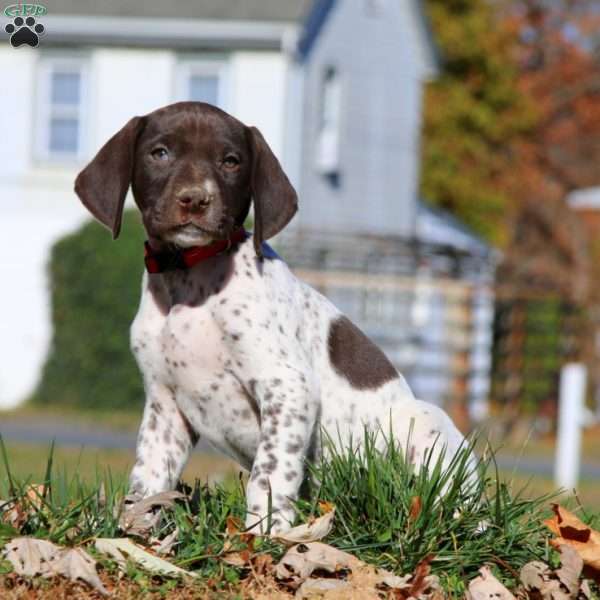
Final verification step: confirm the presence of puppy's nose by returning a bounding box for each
[176,186,211,210]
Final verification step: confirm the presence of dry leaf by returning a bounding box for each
[25,484,46,510]
[222,515,256,567]
[226,515,244,536]
[395,554,441,600]
[252,553,274,576]
[466,566,515,600]
[318,501,335,514]
[275,541,440,599]
[1,485,47,529]
[520,561,568,599]
[409,496,423,522]
[556,544,585,597]
[275,541,362,582]
[51,548,108,596]
[3,537,62,577]
[149,527,180,556]
[2,537,108,596]
[271,505,335,545]
[295,577,352,598]
[520,545,589,599]
[95,537,196,578]
[222,548,253,568]
[118,490,186,537]
[544,504,600,580]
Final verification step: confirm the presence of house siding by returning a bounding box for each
[296,0,429,238]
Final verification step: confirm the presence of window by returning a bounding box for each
[315,66,342,177]
[36,57,88,162]
[364,0,386,16]
[175,59,228,109]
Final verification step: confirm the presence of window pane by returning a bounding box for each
[189,75,219,105]
[51,72,81,105]
[321,68,341,131]
[49,118,78,153]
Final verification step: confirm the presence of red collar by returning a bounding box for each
[144,228,247,273]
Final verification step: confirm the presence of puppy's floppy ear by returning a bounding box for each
[246,126,298,257]
[74,116,145,239]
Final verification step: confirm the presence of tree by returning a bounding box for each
[422,0,600,420]
[422,0,600,299]
[421,0,536,246]
[500,0,600,302]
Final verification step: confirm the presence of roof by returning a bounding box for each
[47,0,311,22]
[416,202,493,258]
[37,0,311,50]
[297,0,440,71]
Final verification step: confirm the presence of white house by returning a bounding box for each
[0,0,495,419]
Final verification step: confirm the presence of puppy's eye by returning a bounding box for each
[222,154,240,170]
[151,147,169,161]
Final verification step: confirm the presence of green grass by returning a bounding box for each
[0,430,597,597]
[0,441,237,487]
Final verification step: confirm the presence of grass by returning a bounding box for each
[1,442,237,488]
[1,429,594,598]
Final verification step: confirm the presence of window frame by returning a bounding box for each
[174,57,230,110]
[315,64,343,176]
[35,55,90,164]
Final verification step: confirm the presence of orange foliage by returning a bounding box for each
[500,0,600,300]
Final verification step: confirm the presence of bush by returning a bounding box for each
[32,210,146,411]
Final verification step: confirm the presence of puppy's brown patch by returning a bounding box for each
[327,316,399,390]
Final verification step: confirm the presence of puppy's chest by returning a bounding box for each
[134,302,231,387]
[133,299,261,459]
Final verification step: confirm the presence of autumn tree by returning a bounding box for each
[421,0,535,246]
[500,0,600,302]
[422,1,600,420]
[423,0,600,296]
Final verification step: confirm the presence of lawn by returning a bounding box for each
[1,442,238,490]
[4,440,600,510]
[1,430,599,598]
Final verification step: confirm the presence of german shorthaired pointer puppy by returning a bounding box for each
[75,102,473,533]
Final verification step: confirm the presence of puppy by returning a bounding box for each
[75,102,474,533]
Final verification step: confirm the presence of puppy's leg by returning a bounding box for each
[128,384,198,496]
[245,374,318,535]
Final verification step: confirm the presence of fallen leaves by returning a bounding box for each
[275,541,362,581]
[467,566,515,599]
[544,504,600,582]
[271,501,335,545]
[275,541,442,599]
[519,544,593,599]
[95,537,195,578]
[409,495,423,523]
[118,490,186,537]
[220,515,257,567]
[4,498,600,599]
[1,484,47,529]
[2,537,108,596]
[0,489,193,596]
[149,526,180,556]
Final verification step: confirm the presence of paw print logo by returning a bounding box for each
[5,16,44,48]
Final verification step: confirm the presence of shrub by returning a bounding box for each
[32,210,146,411]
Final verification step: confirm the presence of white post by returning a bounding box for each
[554,363,587,490]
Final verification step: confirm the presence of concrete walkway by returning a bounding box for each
[1,418,599,478]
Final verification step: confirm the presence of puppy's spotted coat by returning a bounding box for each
[75,102,472,533]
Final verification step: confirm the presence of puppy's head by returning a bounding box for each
[74,102,297,256]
